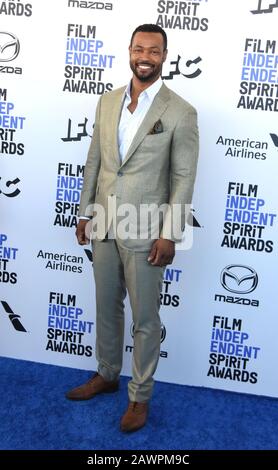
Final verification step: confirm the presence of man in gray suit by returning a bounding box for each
[66,24,199,432]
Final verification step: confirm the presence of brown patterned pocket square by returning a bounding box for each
[148,119,163,134]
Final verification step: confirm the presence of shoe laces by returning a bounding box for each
[87,372,99,384]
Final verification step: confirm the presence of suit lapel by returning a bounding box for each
[109,86,125,165]
[120,83,170,167]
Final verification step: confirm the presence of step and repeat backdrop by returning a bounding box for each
[1,0,278,397]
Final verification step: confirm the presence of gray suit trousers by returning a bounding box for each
[93,239,165,402]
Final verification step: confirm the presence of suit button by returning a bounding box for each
[117,171,123,177]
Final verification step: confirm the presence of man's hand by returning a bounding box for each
[76,219,90,245]
[147,239,175,266]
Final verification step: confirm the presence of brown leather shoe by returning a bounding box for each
[66,373,119,400]
[120,401,148,432]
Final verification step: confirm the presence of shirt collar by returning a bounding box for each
[124,77,163,102]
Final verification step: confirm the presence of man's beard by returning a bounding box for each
[130,61,162,82]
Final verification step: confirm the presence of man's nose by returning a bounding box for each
[138,49,152,61]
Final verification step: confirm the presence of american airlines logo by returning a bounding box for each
[270,133,278,149]
[84,248,93,264]
[1,301,26,332]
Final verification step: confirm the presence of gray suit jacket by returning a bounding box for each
[79,83,199,250]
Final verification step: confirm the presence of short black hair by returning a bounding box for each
[130,24,167,51]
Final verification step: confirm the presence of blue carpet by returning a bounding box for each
[0,356,277,450]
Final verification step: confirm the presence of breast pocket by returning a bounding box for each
[140,131,171,152]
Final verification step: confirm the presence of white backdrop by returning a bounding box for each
[1,0,278,397]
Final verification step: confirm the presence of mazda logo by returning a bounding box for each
[220,265,258,294]
[0,32,20,62]
[130,322,166,343]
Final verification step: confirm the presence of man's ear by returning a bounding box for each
[162,49,168,62]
